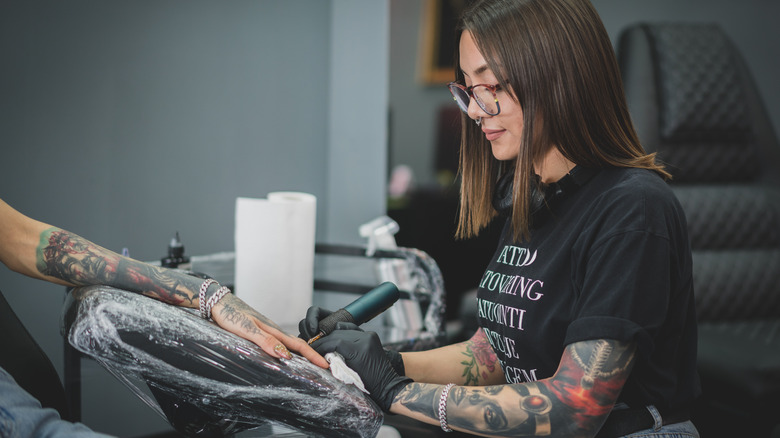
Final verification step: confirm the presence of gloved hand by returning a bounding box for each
[298,306,333,341]
[300,306,407,375]
[312,323,413,412]
[384,348,406,376]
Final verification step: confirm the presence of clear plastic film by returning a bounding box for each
[61,286,383,438]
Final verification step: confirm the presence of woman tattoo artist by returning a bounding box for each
[299,0,700,436]
[0,197,327,436]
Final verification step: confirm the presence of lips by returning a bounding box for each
[482,128,505,141]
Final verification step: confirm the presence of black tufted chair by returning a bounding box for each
[618,23,780,437]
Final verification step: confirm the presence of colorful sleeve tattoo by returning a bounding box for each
[395,338,635,437]
[36,227,200,306]
[461,329,500,385]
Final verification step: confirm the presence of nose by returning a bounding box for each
[466,96,489,123]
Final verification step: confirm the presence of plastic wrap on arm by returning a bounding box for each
[61,285,383,438]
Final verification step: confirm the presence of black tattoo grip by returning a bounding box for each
[316,308,355,336]
[307,282,400,344]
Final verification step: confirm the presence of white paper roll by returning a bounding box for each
[234,192,317,330]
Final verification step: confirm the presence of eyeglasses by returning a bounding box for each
[447,82,502,116]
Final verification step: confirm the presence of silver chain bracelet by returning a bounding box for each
[438,383,456,432]
[205,285,231,319]
[198,279,217,319]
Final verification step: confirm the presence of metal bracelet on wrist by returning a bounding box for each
[438,383,456,432]
[198,279,217,319]
[205,286,231,319]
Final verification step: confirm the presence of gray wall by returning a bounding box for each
[3,0,777,435]
[0,0,388,436]
[390,0,780,187]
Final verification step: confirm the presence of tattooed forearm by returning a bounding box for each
[36,227,201,306]
[449,384,541,435]
[395,382,438,414]
[393,339,635,437]
[113,257,196,305]
[37,229,117,284]
[461,329,499,385]
[546,339,635,435]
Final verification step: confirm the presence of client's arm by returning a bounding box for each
[0,198,328,368]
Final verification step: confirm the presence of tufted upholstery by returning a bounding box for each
[618,23,780,436]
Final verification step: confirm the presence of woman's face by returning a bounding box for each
[459,30,525,161]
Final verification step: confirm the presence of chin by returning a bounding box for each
[491,146,519,161]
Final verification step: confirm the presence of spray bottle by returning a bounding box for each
[359,216,423,332]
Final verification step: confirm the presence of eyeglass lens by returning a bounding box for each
[449,84,499,116]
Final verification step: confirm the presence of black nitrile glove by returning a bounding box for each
[300,307,406,374]
[312,323,413,412]
[298,306,333,341]
[384,349,406,376]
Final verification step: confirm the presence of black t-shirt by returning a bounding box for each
[476,167,700,411]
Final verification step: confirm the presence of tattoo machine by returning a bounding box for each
[307,282,400,344]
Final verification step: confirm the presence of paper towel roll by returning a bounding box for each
[234,192,317,330]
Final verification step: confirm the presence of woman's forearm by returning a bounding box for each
[392,338,636,437]
[403,329,504,386]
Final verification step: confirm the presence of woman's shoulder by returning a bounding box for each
[596,167,676,203]
[582,167,685,235]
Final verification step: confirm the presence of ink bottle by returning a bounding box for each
[161,232,192,270]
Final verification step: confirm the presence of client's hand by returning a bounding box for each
[312,323,412,412]
[211,293,329,369]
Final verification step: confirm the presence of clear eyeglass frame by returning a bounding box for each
[447,82,502,116]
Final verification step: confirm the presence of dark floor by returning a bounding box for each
[158,418,780,438]
[141,418,780,438]
[382,415,474,438]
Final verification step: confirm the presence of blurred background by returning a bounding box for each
[1,0,778,436]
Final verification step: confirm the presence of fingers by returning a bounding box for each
[210,297,329,369]
[244,318,330,369]
[282,335,330,369]
[298,306,332,340]
[334,321,361,331]
[304,321,360,350]
[252,330,293,360]
[311,328,375,357]
[242,321,330,369]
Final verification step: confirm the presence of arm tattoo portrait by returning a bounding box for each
[395,338,635,437]
[36,227,200,306]
[395,382,438,415]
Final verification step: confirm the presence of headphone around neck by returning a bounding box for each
[492,166,598,228]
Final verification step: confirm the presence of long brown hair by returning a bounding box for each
[455,0,669,241]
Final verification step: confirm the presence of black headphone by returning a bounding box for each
[492,166,599,227]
